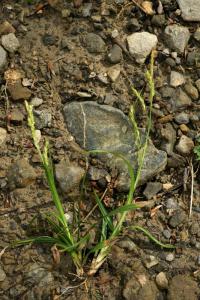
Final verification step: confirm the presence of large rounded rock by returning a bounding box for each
[63,101,167,191]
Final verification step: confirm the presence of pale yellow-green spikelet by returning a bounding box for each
[129,105,140,147]
[131,86,146,112]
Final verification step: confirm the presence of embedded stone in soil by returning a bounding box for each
[7,158,37,190]
[167,274,200,300]
[63,101,167,191]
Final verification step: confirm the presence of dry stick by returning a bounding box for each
[189,161,194,218]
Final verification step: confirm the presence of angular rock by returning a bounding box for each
[169,210,186,228]
[176,135,194,155]
[177,0,200,22]
[7,158,37,190]
[87,166,109,181]
[166,198,178,210]
[33,110,52,129]
[170,71,185,87]
[55,159,85,194]
[144,255,159,269]
[180,124,189,134]
[63,101,167,191]
[8,80,32,101]
[1,33,20,53]
[165,253,175,262]
[30,97,43,107]
[143,182,162,199]
[164,25,190,53]
[82,3,92,17]
[25,263,54,287]
[184,82,199,100]
[173,88,192,109]
[195,79,200,92]
[0,45,7,71]
[83,33,106,53]
[107,65,121,82]
[42,34,57,46]
[0,127,7,146]
[127,32,158,63]
[107,44,122,64]
[187,51,200,66]
[156,272,168,289]
[10,109,24,124]
[194,28,200,42]
[160,123,176,155]
[151,15,166,27]
[0,265,6,282]
[168,275,199,300]
[126,18,141,32]
[0,21,15,36]
[123,278,159,300]
[174,112,189,124]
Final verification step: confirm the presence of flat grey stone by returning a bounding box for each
[164,25,190,53]
[63,101,167,191]
[177,0,200,21]
[127,32,158,63]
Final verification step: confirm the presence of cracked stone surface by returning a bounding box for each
[63,101,167,191]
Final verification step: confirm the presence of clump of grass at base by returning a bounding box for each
[14,102,86,276]
[13,52,174,277]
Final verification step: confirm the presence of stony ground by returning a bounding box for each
[1,0,200,299]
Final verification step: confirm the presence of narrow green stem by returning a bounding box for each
[44,164,73,241]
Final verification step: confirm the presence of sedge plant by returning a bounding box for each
[14,102,88,276]
[14,52,174,277]
[87,52,175,276]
